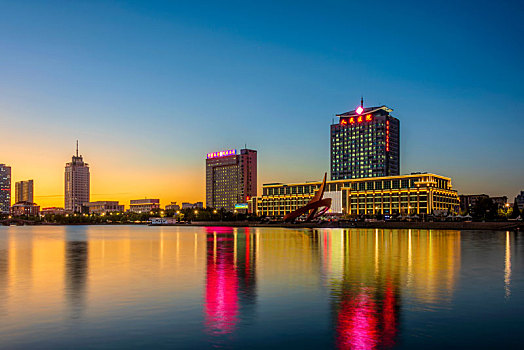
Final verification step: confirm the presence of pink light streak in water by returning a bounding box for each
[204,228,238,335]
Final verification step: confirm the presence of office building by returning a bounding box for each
[331,101,399,180]
[253,173,459,217]
[15,180,34,203]
[83,201,125,214]
[206,148,257,211]
[65,143,90,213]
[0,164,11,213]
[129,199,160,213]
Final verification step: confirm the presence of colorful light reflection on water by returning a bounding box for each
[0,226,522,349]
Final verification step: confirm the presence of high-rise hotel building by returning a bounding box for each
[331,103,399,180]
[15,180,34,203]
[65,144,90,213]
[206,148,257,212]
[0,164,11,213]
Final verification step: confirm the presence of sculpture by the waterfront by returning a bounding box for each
[283,173,332,222]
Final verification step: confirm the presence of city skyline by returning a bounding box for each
[1,1,523,208]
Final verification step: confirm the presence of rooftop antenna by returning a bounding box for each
[76,140,79,157]
[361,96,364,108]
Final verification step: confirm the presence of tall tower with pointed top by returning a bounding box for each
[65,142,90,212]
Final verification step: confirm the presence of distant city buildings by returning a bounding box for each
[182,202,203,209]
[253,173,459,217]
[515,191,524,211]
[83,201,124,214]
[65,143,90,213]
[10,201,40,217]
[459,194,488,213]
[40,207,66,215]
[0,164,11,213]
[331,101,400,180]
[129,199,160,213]
[206,148,257,212]
[165,202,181,211]
[491,196,508,209]
[15,179,34,203]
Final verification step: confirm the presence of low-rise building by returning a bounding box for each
[459,194,489,213]
[165,202,180,211]
[253,173,459,217]
[11,201,40,216]
[83,201,125,214]
[40,207,66,215]
[129,199,160,213]
[182,202,203,209]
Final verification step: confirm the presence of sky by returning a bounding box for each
[1,0,523,208]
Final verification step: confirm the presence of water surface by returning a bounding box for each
[0,226,522,349]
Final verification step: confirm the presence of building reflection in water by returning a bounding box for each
[505,231,511,299]
[204,227,257,335]
[311,229,461,350]
[0,232,8,316]
[65,228,89,319]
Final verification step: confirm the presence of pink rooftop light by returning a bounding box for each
[356,106,364,115]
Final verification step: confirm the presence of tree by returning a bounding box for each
[510,201,521,219]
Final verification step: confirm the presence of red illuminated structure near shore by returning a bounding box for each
[283,173,332,222]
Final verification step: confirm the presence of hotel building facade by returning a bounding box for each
[252,173,459,217]
[0,164,11,213]
[206,148,257,212]
[331,105,399,180]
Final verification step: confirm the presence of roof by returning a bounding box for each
[336,105,393,118]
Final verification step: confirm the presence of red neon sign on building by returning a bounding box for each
[386,120,390,152]
[340,114,373,126]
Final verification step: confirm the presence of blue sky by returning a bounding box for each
[0,0,523,205]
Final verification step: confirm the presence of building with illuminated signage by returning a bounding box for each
[65,143,90,213]
[253,173,459,217]
[206,148,257,212]
[331,102,399,180]
[0,164,11,213]
[15,180,34,204]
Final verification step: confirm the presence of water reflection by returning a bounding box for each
[0,226,521,349]
[505,231,511,299]
[65,229,89,319]
[204,227,257,336]
[312,229,461,349]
